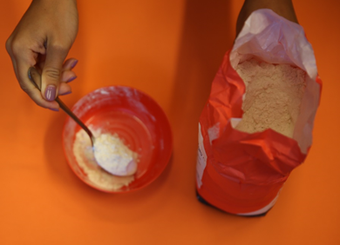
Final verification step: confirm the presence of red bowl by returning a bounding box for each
[62,86,173,193]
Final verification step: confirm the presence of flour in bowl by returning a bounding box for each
[235,59,306,138]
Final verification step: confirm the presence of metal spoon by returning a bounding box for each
[28,67,95,145]
[27,67,137,177]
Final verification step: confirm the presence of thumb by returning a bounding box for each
[41,44,68,101]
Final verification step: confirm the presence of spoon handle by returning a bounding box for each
[55,97,94,140]
[28,67,94,143]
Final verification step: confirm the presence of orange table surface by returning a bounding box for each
[1,1,339,244]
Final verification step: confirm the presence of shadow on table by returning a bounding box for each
[167,0,235,195]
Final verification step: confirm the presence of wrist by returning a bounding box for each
[236,0,298,36]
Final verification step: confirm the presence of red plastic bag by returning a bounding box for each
[196,9,322,216]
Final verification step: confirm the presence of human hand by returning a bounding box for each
[236,0,298,37]
[6,0,79,111]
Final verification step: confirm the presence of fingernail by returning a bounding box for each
[67,76,77,82]
[60,90,72,96]
[70,59,78,69]
[45,85,56,101]
[50,107,59,112]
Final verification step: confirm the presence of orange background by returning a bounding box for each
[0,0,339,244]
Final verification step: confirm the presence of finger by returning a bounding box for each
[38,57,77,85]
[62,58,78,70]
[58,82,72,96]
[41,42,69,102]
[17,60,59,111]
[61,70,77,83]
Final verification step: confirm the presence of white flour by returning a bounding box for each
[72,128,138,191]
[235,59,306,138]
[93,133,138,176]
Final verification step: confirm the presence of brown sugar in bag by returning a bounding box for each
[196,9,322,216]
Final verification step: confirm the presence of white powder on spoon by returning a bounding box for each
[235,59,306,138]
[93,133,138,176]
[72,128,138,191]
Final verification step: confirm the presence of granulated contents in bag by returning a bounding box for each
[235,59,306,138]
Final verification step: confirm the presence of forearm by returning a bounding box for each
[236,0,298,36]
[30,0,77,17]
[32,0,77,4]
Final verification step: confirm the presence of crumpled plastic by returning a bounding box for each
[196,9,322,215]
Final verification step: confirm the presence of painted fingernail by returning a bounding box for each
[67,76,77,82]
[50,107,59,112]
[45,85,56,101]
[60,90,72,96]
[70,59,78,68]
